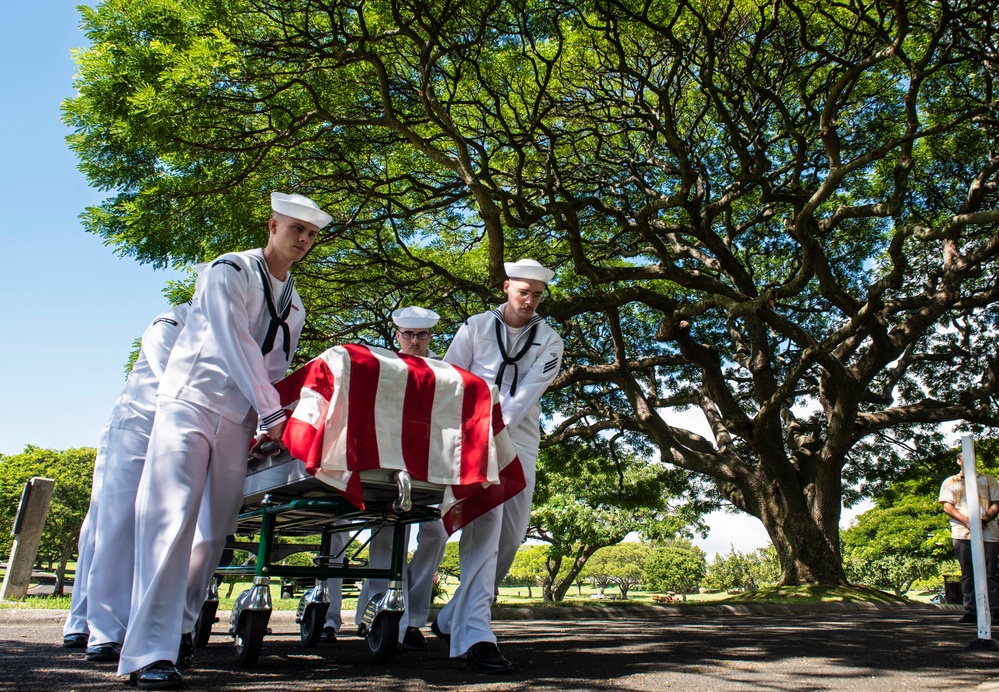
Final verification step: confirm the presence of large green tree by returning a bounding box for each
[0,447,96,596]
[65,0,999,584]
[505,544,549,598]
[841,493,948,595]
[437,540,461,584]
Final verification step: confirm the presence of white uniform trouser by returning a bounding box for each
[406,519,448,628]
[86,425,151,646]
[322,527,350,632]
[435,453,536,657]
[354,518,449,640]
[117,397,254,676]
[182,476,239,634]
[63,428,108,638]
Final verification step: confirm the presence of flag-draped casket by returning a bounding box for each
[273,344,525,533]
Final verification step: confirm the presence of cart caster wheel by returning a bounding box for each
[192,600,218,649]
[364,609,401,664]
[300,603,329,647]
[233,611,269,667]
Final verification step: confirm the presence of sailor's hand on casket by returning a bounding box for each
[250,422,286,459]
[250,436,282,459]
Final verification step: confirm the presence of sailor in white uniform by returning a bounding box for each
[61,426,109,649]
[117,192,331,689]
[431,260,563,673]
[75,303,190,664]
[350,306,450,647]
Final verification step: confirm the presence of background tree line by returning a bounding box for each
[7,437,987,602]
[0,447,95,595]
[503,540,779,601]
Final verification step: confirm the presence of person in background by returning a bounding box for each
[939,451,999,624]
[320,306,447,647]
[80,302,191,665]
[431,259,563,673]
[345,306,450,648]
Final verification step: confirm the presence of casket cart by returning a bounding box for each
[190,344,524,667]
[193,451,445,667]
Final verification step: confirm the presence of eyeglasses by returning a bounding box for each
[399,331,431,340]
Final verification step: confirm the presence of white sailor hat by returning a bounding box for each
[271,191,333,229]
[392,306,440,329]
[504,258,554,284]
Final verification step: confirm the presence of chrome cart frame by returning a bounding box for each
[196,453,444,666]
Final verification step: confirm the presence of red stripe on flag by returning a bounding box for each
[275,357,336,473]
[491,402,506,436]
[442,454,527,533]
[343,343,380,470]
[453,365,494,484]
[284,417,325,474]
[274,355,334,408]
[342,474,365,509]
[399,353,435,481]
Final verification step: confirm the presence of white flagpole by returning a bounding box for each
[961,435,992,642]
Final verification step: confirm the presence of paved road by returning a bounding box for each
[2,604,999,691]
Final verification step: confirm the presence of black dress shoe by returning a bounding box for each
[319,626,337,644]
[129,660,183,690]
[960,612,978,623]
[403,626,426,648]
[466,641,512,673]
[177,632,194,668]
[430,619,450,645]
[84,642,121,662]
[62,632,88,649]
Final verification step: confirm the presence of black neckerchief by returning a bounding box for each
[493,316,538,397]
[254,258,295,361]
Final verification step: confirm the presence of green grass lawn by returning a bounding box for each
[0,564,944,611]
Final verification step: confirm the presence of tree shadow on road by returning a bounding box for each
[1,609,995,691]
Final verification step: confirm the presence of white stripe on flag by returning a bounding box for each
[426,357,466,484]
[372,349,406,470]
[314,347,353,490]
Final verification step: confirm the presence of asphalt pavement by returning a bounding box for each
[2,602,999,691]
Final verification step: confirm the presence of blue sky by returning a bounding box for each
[0,3,183,457]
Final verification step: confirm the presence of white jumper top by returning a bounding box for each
[157,248,305,430]
[443,304,562,458]
[108,302,190,433]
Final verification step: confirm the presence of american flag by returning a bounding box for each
[273,344,526,533]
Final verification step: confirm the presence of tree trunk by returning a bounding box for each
[753,480,847,585]
[53,542,72,597]
[552,550,600,602]
[719,436,849,586]
[542,580,554,603]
